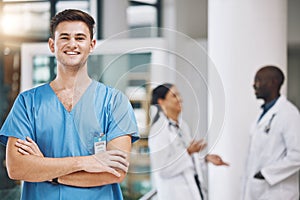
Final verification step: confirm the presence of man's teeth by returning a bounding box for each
[66,52,78,55]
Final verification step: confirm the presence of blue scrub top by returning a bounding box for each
[0,80,139,200]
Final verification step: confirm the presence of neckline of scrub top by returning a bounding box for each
[46,79,96,113]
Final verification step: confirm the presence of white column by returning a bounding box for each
[208,1,287,200]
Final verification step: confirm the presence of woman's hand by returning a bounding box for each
[205,154,229,166]
[15,137,44,157]
[187,139,207,155]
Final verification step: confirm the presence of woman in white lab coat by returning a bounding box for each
[242,66,300,200]
[148,83,228,200]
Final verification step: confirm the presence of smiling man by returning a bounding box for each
[0,9,139,200]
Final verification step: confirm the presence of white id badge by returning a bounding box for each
[94,132,106,154]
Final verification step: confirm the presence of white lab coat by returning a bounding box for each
[148,107,208,200]
[242,95,300,200]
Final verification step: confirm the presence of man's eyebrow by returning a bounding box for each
[58,33,87,37]
[75,33,88,37]
[58,33,70,37]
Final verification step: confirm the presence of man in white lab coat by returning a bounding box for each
[242,66,300,200]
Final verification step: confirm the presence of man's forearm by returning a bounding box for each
[7,136,131,183]
[7,155,85,182]
[54,135,132,187]
[57,170,126,187]
[7,137,85,182]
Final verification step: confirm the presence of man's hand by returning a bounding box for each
[187,139,207,155]
[83,150,129,177]
[15,137,44,157]
[205,154,229,166]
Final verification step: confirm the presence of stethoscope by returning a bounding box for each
[168,117,202,194]
[168,120,189,147]
[264,113,276,134]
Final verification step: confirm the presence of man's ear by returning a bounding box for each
[89,39,96,53]
[272,79,281,91]
[269,77,278,87]
[48,38,55,53]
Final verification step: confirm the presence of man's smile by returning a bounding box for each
[65,51,80,55]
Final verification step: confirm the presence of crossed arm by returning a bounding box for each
[6,135,131,187]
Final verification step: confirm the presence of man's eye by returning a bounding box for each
[60,37,69,40]
[77,37,85,40]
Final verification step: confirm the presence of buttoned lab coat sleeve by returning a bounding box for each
[261,103,300,186]
[149,116,194,179]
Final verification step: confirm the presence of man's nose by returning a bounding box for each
[68,38,77,47]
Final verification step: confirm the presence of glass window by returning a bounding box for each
[1,2,50,39]
[127,0,160,37]
[130,0,157,5]
[0,0,92,40]
[56,1,90,13]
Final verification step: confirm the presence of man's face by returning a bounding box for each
[48,21,96,69]
[253,69,271,100]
